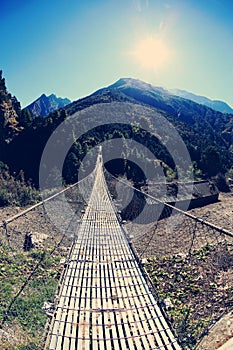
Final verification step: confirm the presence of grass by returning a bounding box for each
[0,243,62,349]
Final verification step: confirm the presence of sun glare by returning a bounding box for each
[130,36,171,70]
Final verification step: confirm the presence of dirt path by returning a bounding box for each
[190,193,233,349]
[190,193,233,233]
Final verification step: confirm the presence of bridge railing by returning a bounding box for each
[0,171,96,350]
[105,171,233,349]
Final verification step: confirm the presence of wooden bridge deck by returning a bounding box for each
[46,154,181,350]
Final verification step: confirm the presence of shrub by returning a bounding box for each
[214,173,230,192]
[0,164,40,207]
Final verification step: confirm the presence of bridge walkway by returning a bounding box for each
[46,153,181,350]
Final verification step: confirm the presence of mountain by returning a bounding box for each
[69,77,232,139]
[63,77,233,177]
[102,77,233,138]
[104,77,233,116]
[1,75,233,186]
[170,88,233,114]
[25,93,71,117]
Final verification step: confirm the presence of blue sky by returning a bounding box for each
[1,0,233,107]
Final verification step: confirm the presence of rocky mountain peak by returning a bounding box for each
[25,93,71,117]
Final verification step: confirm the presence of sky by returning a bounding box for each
[1,0,233,108]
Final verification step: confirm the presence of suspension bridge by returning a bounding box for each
[45,152,181,350]
[0,151,232,350]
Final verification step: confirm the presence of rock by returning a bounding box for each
[164,298,173,310]
[23,232,34,251]
[60,258,66,265]
[42,302,55,317]
[23,231,48,251]
[141,258,148,264]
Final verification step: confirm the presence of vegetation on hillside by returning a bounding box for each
[0,162,40,207]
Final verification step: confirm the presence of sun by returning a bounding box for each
[130,36,171,70]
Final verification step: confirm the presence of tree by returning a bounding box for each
[227,166,233,179]
[20,109,33,128]
[63,152,80,183]
[201,146,222,177]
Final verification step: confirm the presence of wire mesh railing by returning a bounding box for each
[105,171,233,349]
[0,171,96,350]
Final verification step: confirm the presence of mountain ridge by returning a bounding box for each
[170,88,233,114]
[105,78,233,114]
